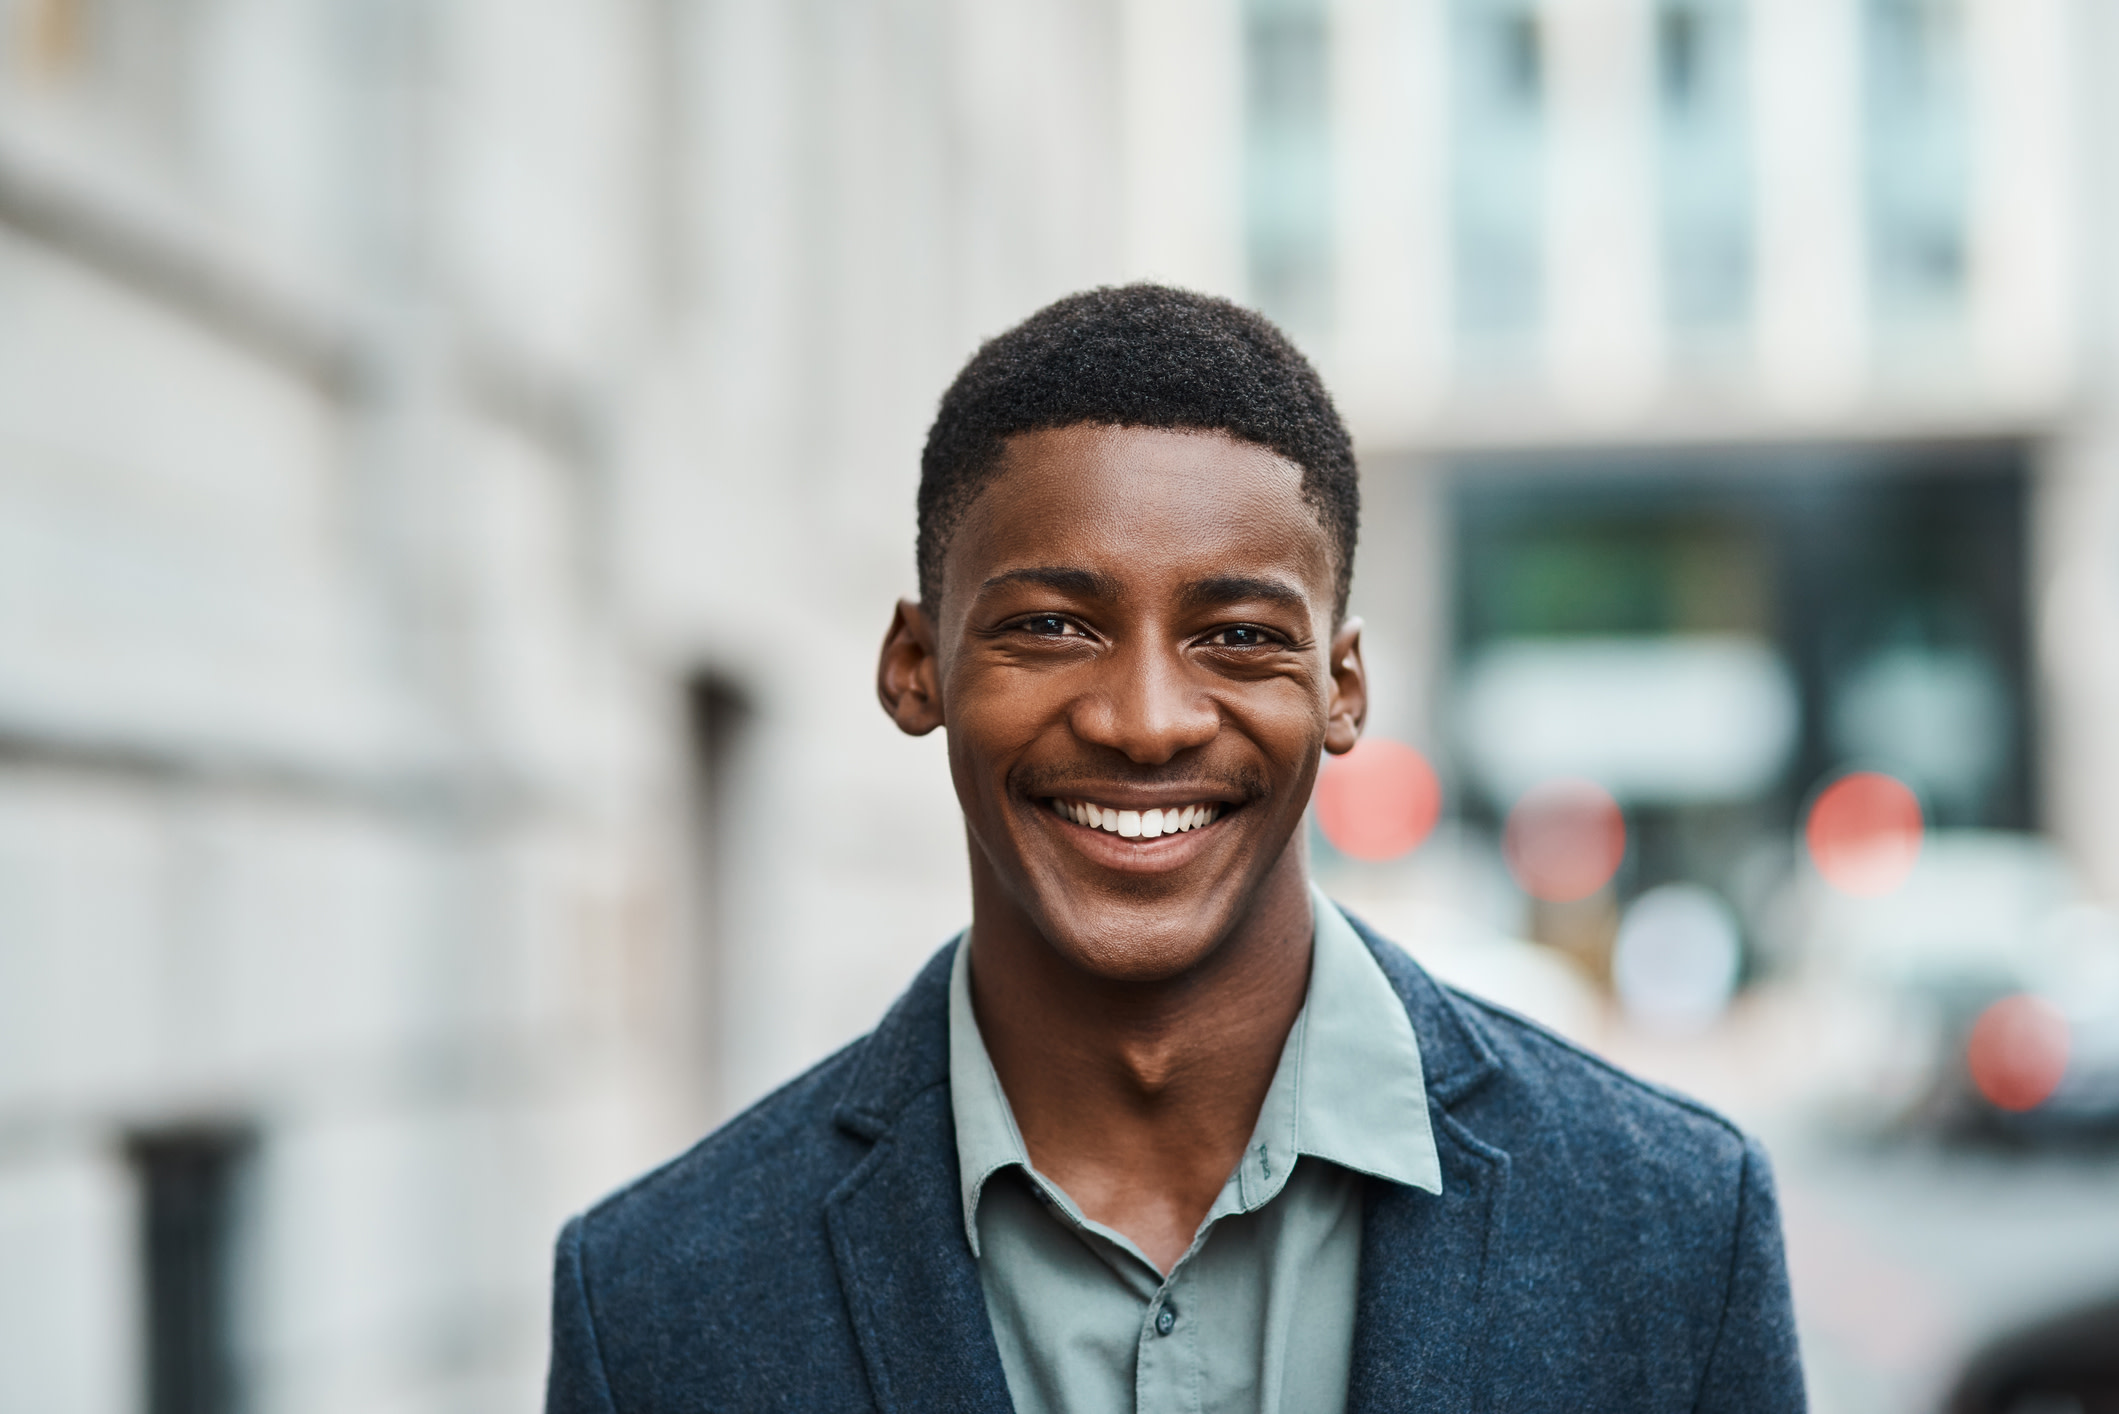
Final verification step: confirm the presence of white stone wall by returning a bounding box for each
[0,191,678,1414]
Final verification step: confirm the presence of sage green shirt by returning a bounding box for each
[948,887,1443,1414]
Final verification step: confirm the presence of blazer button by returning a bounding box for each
[1154,1306,1176,1337]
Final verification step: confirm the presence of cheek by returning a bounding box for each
[1245,709,1333,807]
[943,674,1048,793]
[1234,674,1331,752]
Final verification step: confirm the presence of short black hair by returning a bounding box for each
[918,283,1359,617]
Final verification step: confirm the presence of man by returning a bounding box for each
[545,286,1805,1412]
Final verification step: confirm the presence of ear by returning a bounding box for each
[1323,617,1367,756]
[877,598,946,736]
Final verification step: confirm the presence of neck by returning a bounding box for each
[964,848,1314,1270]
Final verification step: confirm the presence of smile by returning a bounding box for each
[1047,797,1225,838]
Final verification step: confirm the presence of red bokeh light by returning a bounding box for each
[1315,738,1441,862]
[1503,778,1626,903]
[1806,771,1923,897]
[1966,993,2070,1112]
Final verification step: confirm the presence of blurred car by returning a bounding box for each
[1944,1289,2119,1414]
[1788,832,2119,1137]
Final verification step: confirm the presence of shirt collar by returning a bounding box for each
[947,930,1033,1254]
[947,886,1442,1255]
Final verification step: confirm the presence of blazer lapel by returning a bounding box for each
[1345,1111,1511,1413]
[1340,909,1516,1414]
[824,945,1014,1414]
[824,1085,1015,1414]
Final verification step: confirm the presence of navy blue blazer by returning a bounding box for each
[546,915,1806,1412]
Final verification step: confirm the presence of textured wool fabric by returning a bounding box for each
[545,911,1807,1414]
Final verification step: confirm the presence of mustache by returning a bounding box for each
[1010,760,1271,802]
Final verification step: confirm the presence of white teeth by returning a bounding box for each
[1056,799,1221,835]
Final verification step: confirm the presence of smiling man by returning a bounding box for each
[545,286,1805,1413]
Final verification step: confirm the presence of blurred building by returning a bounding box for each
[1228,0,2116,935]
[0,1,1116,1410]
[3,1,2119,1413]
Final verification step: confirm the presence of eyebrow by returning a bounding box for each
[977,566,1122,599]
[1177,574,1310,613]
[977,567,1311,613]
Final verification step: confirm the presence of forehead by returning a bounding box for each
[944,425,1334,605]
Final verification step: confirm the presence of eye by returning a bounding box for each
[1015,613,1084,638]
[1207,624,1278,648]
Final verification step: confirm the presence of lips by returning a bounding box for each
[1047,796,1226,839]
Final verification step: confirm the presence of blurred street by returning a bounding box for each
[1592,995,2119,1413]
[1775,1131,2119,1414]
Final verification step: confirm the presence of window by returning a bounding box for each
[1245,0,1334,334]
[1864,0,1970,324]
[1449,0,1547,349]
[1655,0,1752,337]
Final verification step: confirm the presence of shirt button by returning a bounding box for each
[1154,1306,1176,1337]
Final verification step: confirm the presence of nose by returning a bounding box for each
[1067,640,1220,765]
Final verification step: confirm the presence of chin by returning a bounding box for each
[1033,889,1240,984]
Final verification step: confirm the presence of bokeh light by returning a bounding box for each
[1612,884,1744,1033]
[1315,737,1442,862]
[1966,994,2071,1112]
[1806,771,1924,897]
[1503,778,1627,903]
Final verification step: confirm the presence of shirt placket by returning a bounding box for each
[1134,1261,1200,1414]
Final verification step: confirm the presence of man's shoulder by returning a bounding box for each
[1452,981,1747,1159]
[576,1039,873,1259]
[550,949,965,1411]
[1357,918,1776,1342]
[1348,925,1802,1405]
[570,939,958,1273]
[1353,919,1753,1188]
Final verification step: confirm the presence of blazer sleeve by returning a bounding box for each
[546,1215,621,1414]
[1693,1136,1808,1413]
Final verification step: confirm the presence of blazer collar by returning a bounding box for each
[1341,907,1505,1108]
[831,941,956,1141]
[1340,908,1513,1413]
[825,943,1012,1413]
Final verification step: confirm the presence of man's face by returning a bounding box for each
[880,424,1364,983]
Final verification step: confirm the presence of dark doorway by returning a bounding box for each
[127,1126,253,1414]
[684,672,753,1112]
